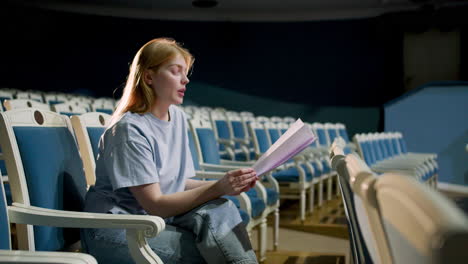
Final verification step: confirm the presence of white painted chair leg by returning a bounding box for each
[318,181,323,206]
[327,176,332,200]
[258,219,267,263]
[335,174,340,197]
[300,190,306,222]
[308,185,314,213]
[273,208,279,251]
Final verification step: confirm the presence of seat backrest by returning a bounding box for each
[0,109,87,251]
[91,98,115,115]
[329,144,373,264]
[71,112,110,186]
[187,129,201,171]
[248,121,272,155]
[52,102,88,117]
[324,123,339,145]
[44,93,65,106]
[375,173,468,264]
[264,122,281,144]
[210,110,232,151]
[189,117,221,165]
[4,99,50,112]
[15,92,44,103]
[312,123,328,147]
[337,123,350,143]
[0,175,11,250]
[345,153,393,264]
[0,90,14,112]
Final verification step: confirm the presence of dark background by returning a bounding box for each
[1,3,467,133]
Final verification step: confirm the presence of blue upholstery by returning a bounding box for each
[328,129,338,144]
[273,167,312,182]
[384,139,395,157]
[378,140,389,159]
[3,183,12,206]
[215,120,230,151]
[59,112,76,117]
[0,160,6,178]
[196,128,221,165]
[321,160,331,174]
[316,128,328,146]
[244,189,266,219]
[254,129,270,153]
[231,121,245,147]
[238,209,250,226]
[13,127,87,251]
[48,100,64,106]
[187,130,201,170]
[95,108,113,115]
[398,138,408,153]
[268,129,280,144]
[215,121,230,140]
[0,178,10,250]
[311,162,323,176]
[391,138,401,154]
[86,127,105,160]
[339,128,350,143]
[265,188,279,206]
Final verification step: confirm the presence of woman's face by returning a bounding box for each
[148,54,189,106]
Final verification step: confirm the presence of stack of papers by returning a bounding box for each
[253,119,317,176]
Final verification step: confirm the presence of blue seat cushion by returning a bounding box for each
[266,188,279,206]
[272,166,312,182]
[244,189,266,219]
[321,160,331,174]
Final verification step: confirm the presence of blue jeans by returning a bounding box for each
[82,198,258,264]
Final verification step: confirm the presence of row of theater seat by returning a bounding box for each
[329,139,468,264]
[0,88,116,114]
[353,132,438,186]
[1,88,444,263]
[0,108,163,263]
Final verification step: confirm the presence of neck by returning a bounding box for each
[150,102,170,121]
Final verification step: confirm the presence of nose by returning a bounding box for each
[182,74,189,85]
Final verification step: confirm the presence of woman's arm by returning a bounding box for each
[130,168,257,218]
[185,178,211,190]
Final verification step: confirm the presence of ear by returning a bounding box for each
[143,70,153,86]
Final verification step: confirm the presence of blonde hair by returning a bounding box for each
[110,38,194,126]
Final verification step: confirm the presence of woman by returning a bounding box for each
[83,38,259,264]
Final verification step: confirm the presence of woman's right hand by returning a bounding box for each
[217,168,258,196]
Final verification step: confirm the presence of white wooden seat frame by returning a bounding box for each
[0,108,166,264]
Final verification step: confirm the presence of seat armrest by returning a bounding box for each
[200,163,245,171]
[220,159,255,166]
[195,170,225,179]
[0,250,98,264]
[8,203,165,238]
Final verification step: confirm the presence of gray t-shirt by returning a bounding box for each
[84,105,195,216]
